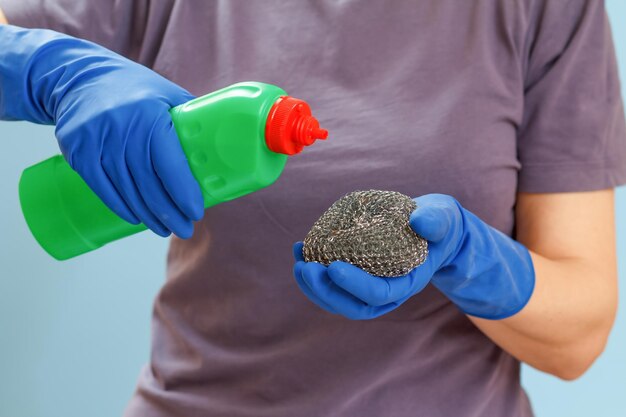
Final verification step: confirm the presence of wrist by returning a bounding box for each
[0,26,70,123]
[430,203,536,320]
[0,25,122,124]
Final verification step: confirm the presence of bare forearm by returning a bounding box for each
[471,254,617,379]
[0,8,7,24]
[471,190,618,380]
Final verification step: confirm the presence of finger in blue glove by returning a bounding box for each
[0,25,204,238]
[410,194,535,319]
[293,242,431,319]
[292,193,535,320]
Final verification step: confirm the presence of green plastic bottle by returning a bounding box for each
[18,82,328,260]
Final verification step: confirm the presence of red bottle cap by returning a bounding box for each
[265,96,328,155]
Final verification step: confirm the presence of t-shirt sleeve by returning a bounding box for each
[517,0,626,193]
[0,0,174,66]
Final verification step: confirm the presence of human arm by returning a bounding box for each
[0,25,204,237]
[294,0,625,380]
[470,190,617,380]
[0,7,7,24]
[293,190,618,380]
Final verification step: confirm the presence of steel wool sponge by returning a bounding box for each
[303,190,428,277]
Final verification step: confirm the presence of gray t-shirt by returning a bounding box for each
[5,1,626,416]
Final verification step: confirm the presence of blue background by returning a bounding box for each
[0,2,625,416]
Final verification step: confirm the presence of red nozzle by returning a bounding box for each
[265,96,328,155]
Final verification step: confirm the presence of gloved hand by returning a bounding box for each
[293,194,535,320]
[0,25,204,238]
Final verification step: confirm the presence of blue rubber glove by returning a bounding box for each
[0,25,204,238]
[293,194,535,320]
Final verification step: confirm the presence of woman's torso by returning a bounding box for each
[125,1,533,416]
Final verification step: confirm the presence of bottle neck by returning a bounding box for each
[265,96,328,155]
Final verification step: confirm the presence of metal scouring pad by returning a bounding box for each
[303,190,428,277]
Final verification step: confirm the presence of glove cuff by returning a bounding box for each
[432,206,536,320]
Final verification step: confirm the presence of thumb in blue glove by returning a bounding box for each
[293,194,535,320]
[0,25,204,238]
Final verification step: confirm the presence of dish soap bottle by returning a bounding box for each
[19,81,328,260]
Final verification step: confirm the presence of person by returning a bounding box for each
[1,1,625,416]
